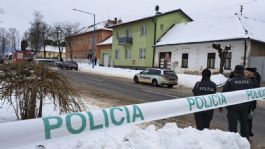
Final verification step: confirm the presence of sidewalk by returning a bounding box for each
[175,85,193,97]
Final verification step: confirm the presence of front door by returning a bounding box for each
[103,54,109,67]
[159,52,171,69]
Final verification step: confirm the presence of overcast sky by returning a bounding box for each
[0,0,264,36]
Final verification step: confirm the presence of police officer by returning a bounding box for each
[244,67,260,137]
[222,65,254,139]
[192,68,216,130]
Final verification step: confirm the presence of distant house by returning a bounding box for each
[96,36,112,67]
[65,20,114,62]
[155,16,265,81]
[39,46,66,59]
[111,9,192,69]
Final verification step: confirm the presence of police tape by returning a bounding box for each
[0,87,265,148]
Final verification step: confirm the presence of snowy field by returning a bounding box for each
[0,64,251,149]
[78,63,228,88]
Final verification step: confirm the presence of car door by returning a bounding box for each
[146,69,156,84]
[139,69,150,83]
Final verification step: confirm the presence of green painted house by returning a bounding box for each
[111,9,192,69]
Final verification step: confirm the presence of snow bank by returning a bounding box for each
[78,63,228,88]
[178,74,228,88]
[79,63,141,79]
[17,123,249,149]
[0,99,99,123]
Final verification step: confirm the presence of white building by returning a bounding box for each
[154,16,265,81]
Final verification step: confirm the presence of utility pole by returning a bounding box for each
[240,5,243,16]
[73,9,96,68]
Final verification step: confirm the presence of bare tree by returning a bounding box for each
[212,43,231,74]
[28,11,46,53]
[41,24,52,58]
[8,28,20,52]
[0,28,9,56]
[62,22,81,61]
[0,62,84,119]
[51,23,65,60]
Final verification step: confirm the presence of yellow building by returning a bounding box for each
[38,46,66,60]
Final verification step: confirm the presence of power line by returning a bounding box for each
[243,16,265,23]
[189,0,258,17]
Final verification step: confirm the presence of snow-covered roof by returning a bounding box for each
[77,21,112,35]
[96,36,112,46]
[241,17,265,43]
[156,16,265,46]
[110,9,192,28]
[40,46,66,53]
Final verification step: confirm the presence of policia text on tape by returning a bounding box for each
[0,87,264,148]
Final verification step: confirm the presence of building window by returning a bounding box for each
[126,29,131,37]
[224,52,232,70]
[139,48,146,59]
[181,53,188,68]
[125,49,131,59]
[140,26,147,36]
[115,49,120,59]
[160,24,164,31]
[207,53,216,69]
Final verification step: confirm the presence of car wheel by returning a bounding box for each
[134,76,139,83]
[167,84,173,88]
[152,79,158,87]
[75,68,78,71]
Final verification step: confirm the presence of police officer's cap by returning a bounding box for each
[234,65,244,74]
[245,67,256,73]
[202,68,211,78]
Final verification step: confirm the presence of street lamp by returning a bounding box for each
[73,8,96,68]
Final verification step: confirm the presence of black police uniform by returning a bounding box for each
[248,76,260,136]
[192,78,216,130]
[222,75,254,139]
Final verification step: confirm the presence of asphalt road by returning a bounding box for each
[61,70,265,148]
[61,70,182,102]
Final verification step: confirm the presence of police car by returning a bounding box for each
[133,68,178,88]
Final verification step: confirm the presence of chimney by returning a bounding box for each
[117,18,122,24]
[114,18,117,24]
[155,5,162,15]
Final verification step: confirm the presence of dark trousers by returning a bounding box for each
[227,108,249,139]
[248,118,253,134]
[194,110,214,130]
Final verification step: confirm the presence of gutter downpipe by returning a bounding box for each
[243,38,249,67]
[151,18,157,68]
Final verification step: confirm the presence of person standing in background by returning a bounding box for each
[192,68,216,130]
[244,67,260,137]
[222,65,254,140]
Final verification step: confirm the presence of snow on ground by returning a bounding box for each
[0,99,99,123]
[79,63,142,79]
[79,63,228,88]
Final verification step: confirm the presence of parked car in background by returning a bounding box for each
[58,61,78,71]
[133,68,178,88]
[33,59,58,70]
